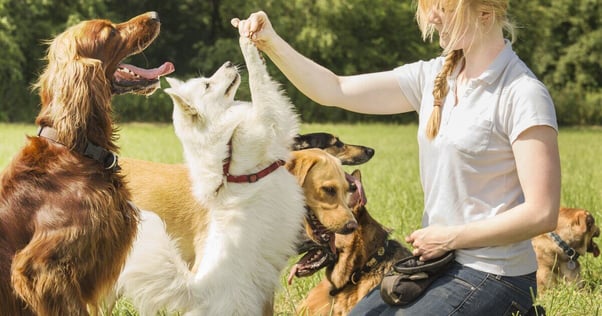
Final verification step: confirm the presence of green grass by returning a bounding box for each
[1,123,601,315]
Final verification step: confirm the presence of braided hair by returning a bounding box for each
[425,49,464,139]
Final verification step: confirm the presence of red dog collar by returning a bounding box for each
[222,140,285,183]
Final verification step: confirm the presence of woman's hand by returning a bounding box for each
[231,11,277,51]
[406,225,460,261]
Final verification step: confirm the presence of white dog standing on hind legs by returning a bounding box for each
[116,37,305,316]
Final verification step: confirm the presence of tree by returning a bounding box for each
[1,0,600,125]
[510,0,602,125]
[0,0,110,122]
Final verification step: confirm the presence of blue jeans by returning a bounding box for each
[348,261,537,316]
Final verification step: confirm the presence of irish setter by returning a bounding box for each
[0,12,173,315]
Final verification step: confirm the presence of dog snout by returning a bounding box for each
[338,220,358,235]
[147,11,160,22]
[365,147,375,158]
[224,61,234,68]
[586,213,595,228]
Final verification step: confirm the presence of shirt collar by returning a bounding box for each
[448,39,515,86]
[477,39,515,85]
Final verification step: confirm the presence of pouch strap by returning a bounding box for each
[393,251,455,275]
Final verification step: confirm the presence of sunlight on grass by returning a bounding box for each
[1,123,601,315]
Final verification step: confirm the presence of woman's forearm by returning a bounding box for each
[261,34,346,108]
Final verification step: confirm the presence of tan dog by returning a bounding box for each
[120,158,205,265]
[294,170,412,315]
[532,207,600,294]
[120,148,357,271]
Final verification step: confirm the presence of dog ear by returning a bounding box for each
[351,169,362,181]
[163,88,186,105]
[163,77,186,104]
[286,153,317,187]
[165,77,183,88]
[164,88,199,117]
[574,211,589,235]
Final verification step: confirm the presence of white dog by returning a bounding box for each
[116,37,305,315]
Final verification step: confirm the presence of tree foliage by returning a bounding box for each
[0,0,600,125]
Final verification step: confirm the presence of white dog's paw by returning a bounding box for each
[239,37,265,65]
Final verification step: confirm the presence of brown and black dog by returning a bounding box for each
[0,12,173,315]
[293,132,375,166]
[532,207,600,294]
[293,169,412,316]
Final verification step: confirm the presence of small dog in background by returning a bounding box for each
[293,132,375,165]
[532,207,600,294]
[0,12,172,316]
[117,37,305,316]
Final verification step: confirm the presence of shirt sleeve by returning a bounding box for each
[392,57,443,112]
[505,75,559,143]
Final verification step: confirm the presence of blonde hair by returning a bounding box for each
[416,0,515,139]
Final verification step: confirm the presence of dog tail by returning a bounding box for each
[117,210,195,316]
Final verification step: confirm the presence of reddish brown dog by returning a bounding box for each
[0,12,172,315]
[532,207,600,294]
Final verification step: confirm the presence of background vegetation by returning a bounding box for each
[1,0,600,314]
[1,123,601,315]
[0,0,600,124]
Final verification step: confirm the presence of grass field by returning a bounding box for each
[1,122,601,315]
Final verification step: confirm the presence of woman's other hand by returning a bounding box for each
[406,225,459,261]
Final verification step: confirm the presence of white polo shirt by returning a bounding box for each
[394,41,558,276]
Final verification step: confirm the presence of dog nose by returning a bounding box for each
[339,221,358,235]
[365,148,375,158]
[147,11,160,22]
[225,61,234,68]
[586,213,595,230]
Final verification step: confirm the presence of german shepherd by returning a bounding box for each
[292,169,412,315]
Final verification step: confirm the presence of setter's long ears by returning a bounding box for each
[33,27,113,151]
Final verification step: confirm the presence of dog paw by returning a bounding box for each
[239,37,264,65]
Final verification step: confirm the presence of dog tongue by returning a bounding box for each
[118,62,175,80]
[329,236,336,255]
[287,265,299,285]
[346,173,367,207]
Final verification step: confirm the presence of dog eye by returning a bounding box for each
[348,182,357,192]
[204,82,210,89]
[322,186,336,196]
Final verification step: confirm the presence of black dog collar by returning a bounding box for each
[548,232,579,270]
[37,126,119,172]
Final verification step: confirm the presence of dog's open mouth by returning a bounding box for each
[225,73,241,97]
[113,62,175,95]
[287,175,367,285]
[287,212,338,284]
[287,241,336,284]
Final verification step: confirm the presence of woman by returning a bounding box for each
[233,0,560,314]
